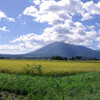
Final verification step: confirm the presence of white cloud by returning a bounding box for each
[0,45,21,54]
[24,0,84,25]
[33,0,41,5]
[82,1,100,21]
[7,18,15,22]
[87,25,95,30]
[0,43,41,54]
[97,45,100,48]
[0,44,27,54]
[83,1,100,15]
[17,14,22,20]
[96,36,100,49]
[96,37,100,41]
[24,0,100,23]
[0,10,15,22]
[23,6,38,16]
[0,11,7,19]
[11,20,97,54]
[82,13,93,21]
[0,26,10,32]
[98,30,100,35]
[96,23,100,27]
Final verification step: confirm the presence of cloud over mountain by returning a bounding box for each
[10,0,98,54]
[0,0,100,54]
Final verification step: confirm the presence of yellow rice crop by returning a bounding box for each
[0,59,100,75]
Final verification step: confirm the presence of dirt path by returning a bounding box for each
[0,91,28,100]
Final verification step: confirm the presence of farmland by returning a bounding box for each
[0,59,100,100]
[0,60,100,76]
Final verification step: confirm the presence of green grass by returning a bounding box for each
[0,72,100,100]
[0,60,100,76]
[0,60,100,99]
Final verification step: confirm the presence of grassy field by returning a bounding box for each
[0,60,100,100]
[0,59,100,76]
[0,72,100,100]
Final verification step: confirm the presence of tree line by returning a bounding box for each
[0,56,100,60]
[50,56,100,60]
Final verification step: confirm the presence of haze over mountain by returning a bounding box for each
[0,42,100,58]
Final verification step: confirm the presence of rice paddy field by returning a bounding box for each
[0,59,100,100]
[0,59,100,76]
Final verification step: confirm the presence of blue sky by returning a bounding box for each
[0,0,47,43]
[0,0,100,54]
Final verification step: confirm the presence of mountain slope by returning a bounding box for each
[24,42,100,58]
[96,50,100,53]
[0,42,100,58]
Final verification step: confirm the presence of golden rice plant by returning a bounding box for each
[0,59,100,75]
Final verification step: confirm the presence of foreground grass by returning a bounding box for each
[0,72,100,100]
[0,60,100,76]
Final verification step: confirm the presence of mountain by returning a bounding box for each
[96,50,100,53]
[23,42,100,58]
[0,42,100,58]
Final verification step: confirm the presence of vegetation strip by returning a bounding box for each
[0,72,100,100]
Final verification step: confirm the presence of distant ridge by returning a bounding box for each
[0,42,100,58]
[23,42,100,58]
